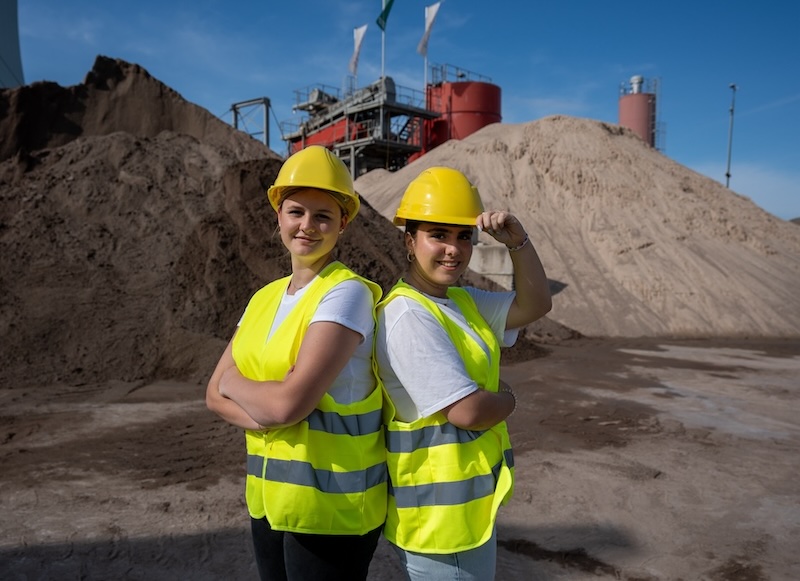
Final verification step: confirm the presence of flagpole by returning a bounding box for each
[381,0,386,78]
[377,0,395,78]
[422,4,428,93]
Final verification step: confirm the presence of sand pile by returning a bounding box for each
[2,56,796,390]
[357,120,800,337]
[0,56,552,390]
[0,55,268,162]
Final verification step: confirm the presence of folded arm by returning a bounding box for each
[217,321,362,428]
[205,336,263,430]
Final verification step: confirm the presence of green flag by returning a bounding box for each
[376,0,395,31]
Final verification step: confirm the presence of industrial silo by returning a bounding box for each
[424,65,501,151]
[618,75,657,147]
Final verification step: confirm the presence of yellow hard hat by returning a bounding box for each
[267,146,360,221]
[393,167,484,226]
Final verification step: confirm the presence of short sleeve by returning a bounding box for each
[311,279,375,341]
[464,286,520,346]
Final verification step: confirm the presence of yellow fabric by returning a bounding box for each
[233,261,387,534]
[379,281,514,553]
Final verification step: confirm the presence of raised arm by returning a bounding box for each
[476,210,552,329]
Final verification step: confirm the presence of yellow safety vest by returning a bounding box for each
[233,261,387,535]
[378,281,514,553]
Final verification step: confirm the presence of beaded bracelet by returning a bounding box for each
[500,384,517,416]
[506,235,529,252]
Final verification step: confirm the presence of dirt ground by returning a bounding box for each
[1,337,797,581]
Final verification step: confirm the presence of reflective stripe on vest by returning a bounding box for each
[234,262,387,534]
[379,281,514,553]
[307,406,383,435]
[246,405,386,493]
[385,421,483,453]
[390,459,505,508]
[247,456,388,493]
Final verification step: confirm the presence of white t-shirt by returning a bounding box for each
[375,286,519,422]
[240,278,376,404]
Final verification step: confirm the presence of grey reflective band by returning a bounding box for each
[390,460,504,508]
[306,407,383,436]
[248,454,265,478]
[504,447,515,469]
[247,456,387,493]
[251,458,387,493]
[245,407,385,493]
[385,423,485,453]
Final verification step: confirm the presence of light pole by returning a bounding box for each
[725,83,737,188]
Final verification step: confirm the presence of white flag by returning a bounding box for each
[416,2,441,57]
[349,24,368,75]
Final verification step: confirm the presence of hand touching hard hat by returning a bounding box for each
[476,211,530,252]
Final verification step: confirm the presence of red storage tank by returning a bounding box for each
[425,80,501,150]
[619,75,657,147]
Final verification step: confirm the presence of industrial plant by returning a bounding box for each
[274,63,502,178]
[237,64,662,179]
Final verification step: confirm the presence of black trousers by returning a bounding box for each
[250,517,382,581]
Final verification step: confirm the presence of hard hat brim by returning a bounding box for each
[269,185,360,222]
[393,213,477,227]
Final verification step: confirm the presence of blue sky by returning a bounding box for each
[15,0,800,220]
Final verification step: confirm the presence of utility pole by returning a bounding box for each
[725,83,737,188]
